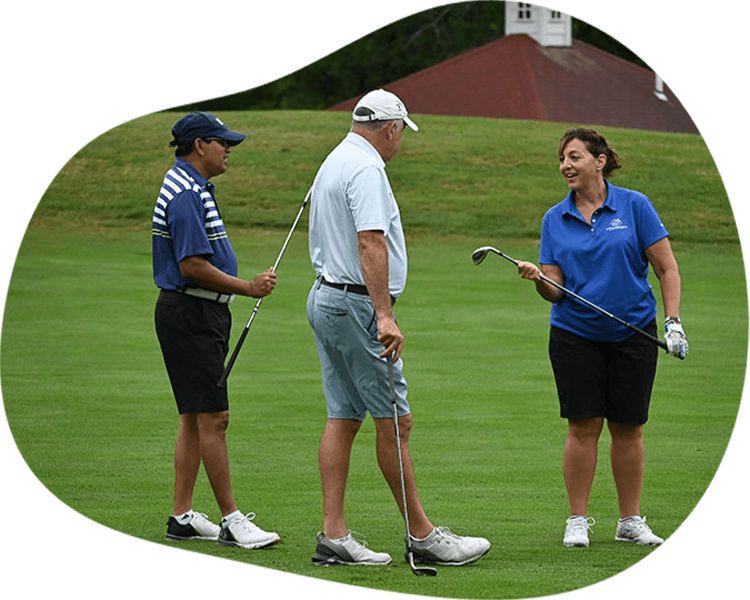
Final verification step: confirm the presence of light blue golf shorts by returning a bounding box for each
[306,279,409,421]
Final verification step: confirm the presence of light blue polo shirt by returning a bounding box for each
[308,132,407,297]
[539,180,668,341]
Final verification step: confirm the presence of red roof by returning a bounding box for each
[328,34,698,134]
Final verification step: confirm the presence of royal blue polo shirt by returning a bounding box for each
[152,158,238,291]
[539,180,668,342]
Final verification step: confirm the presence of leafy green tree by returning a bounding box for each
[176,2,647,112]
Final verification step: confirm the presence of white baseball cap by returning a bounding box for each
[352,89,419,131]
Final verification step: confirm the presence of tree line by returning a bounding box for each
[176,1,648,112]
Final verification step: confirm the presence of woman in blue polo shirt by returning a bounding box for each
[516,128,688,548]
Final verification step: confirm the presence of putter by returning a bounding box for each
[472,245,674,355]
[217,187,312,387]
[387,355,438,577]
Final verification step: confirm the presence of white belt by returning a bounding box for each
[181,287,235,304]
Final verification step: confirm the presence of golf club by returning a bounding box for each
[217,187,312,387]
[472,245,673,355]
[387,354,438,577]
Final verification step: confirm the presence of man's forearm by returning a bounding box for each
[179,255,265,296]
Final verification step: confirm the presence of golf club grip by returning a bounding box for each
[217,326,249,387]
[218,298,264,387]
[536,273,670,352]
[387,355,395,400]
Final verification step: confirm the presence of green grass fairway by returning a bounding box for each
[1,111,745,599]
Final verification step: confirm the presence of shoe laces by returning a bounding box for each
[231,512,259,532]
[623,516,651,533]
[568,516,596,533]
[432,526,460,544]
[348,530,369,549]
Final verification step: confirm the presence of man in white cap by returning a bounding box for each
[306,89,491,567]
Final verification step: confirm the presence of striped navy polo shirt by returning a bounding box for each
[152,158,238,291]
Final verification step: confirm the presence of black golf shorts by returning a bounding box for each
[548,320,658,425]
[155,290,231,415]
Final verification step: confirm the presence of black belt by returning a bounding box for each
[320,278,396,305]
[321,278,369,295]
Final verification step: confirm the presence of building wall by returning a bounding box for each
[505,2,572,47]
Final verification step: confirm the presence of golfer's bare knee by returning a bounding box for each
[608,422,643,443]
[398,414,412,438]
[375,414,412,441]
[197,411,230,435]
[567,417,603,442]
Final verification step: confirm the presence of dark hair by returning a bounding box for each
[174,140,195,158]
[559,128,622,177]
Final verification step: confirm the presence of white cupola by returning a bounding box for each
[505,2,572,47]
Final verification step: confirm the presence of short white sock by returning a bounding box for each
[410,528,435,542]
[222,510,242,524]
[175,510,194,525]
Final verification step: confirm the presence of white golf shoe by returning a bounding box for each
[311,531,393,566]
[615,516,664,545]
[165,511,220,541]
[563,516,596,547]
[217,512,280,549]
[409,526,491,566]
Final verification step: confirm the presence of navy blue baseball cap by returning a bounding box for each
[169,112,246,147]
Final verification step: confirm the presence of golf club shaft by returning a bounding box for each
[217,187,312,387]
[388,355,437,576]
[487,247,668,352]
[387,355,411,543]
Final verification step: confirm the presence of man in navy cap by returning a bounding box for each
[153,112,280,549]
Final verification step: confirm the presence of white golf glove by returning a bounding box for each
[664,317,689,359]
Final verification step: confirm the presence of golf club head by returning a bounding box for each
[472,247,491,265]
[408,552,437,577]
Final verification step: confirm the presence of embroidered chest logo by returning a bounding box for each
[606,218,628,231]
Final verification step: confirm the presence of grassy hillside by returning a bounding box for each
[32,110,736,244]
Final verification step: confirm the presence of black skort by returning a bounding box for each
[548,320,658,425]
